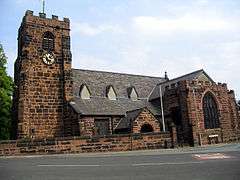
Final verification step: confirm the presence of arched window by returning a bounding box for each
[79,84,91,99]
[106,85,117,100]
[203,92,220,129]
[140,124,154,133]
[42,31,54,52]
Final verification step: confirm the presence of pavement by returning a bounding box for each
[0,143,240,180]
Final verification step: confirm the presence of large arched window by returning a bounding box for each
[42,31,54,52]
[203,92,220,129]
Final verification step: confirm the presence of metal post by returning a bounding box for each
[159,84,166,132]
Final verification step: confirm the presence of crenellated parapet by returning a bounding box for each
[24,10,70,24]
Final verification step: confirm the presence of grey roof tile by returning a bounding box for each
[115,108,143,130]
[70,96,161,116]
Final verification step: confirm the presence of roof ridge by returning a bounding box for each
[126,107,145,114]
[157,69,204,85]
[72,68,165,79]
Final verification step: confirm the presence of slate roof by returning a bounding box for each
[70,95,161,116]
[72,69,165,98]
[115,107,161,130]
[70,69,165,116]
[70,69,213,116]
[148,69,215,100]
[115,108,143,130]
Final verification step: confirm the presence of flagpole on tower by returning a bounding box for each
[42,0,45,14]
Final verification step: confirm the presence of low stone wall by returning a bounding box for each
[0,132,172,156]
[199,128,223,145]
[197,128,240,145]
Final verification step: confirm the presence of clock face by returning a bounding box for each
[43,53,55,65]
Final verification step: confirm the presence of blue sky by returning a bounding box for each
[0,0,240,99]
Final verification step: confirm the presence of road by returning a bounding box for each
[1,143,240,180]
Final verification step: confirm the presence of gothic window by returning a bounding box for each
[140,124,154,133]
[42,31,54,52]
[106,85,117,100]
[79,84,91,99]
[203,92,220,129]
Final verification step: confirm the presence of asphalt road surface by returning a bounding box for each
[1,143,240,180]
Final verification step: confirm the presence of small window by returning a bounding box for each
[129,87,138,101]
[42,31,54,52]
[106,85,117,100]
[79,84,90,99]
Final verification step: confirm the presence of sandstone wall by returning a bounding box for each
[13,10,72,139]
[186,80,240,145]
[0,132,172,156]
[132,108,161,133]
[162,80,240,146]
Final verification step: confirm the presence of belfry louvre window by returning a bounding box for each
[42,31,54,51]
[203,92,220,129]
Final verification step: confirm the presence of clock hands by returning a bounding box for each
[43,53,55,65]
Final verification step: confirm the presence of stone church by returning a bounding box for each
[12,10,240,147]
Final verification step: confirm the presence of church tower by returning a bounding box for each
[13,10,72,139]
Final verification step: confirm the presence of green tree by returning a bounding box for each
[0,44,13,140]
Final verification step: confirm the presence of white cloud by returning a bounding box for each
[72,22,122,36]
[212,41,240,61]
[133,15,237,35]
[72,53,114,72]
[205,41,240,97]
[196,0,209,6]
